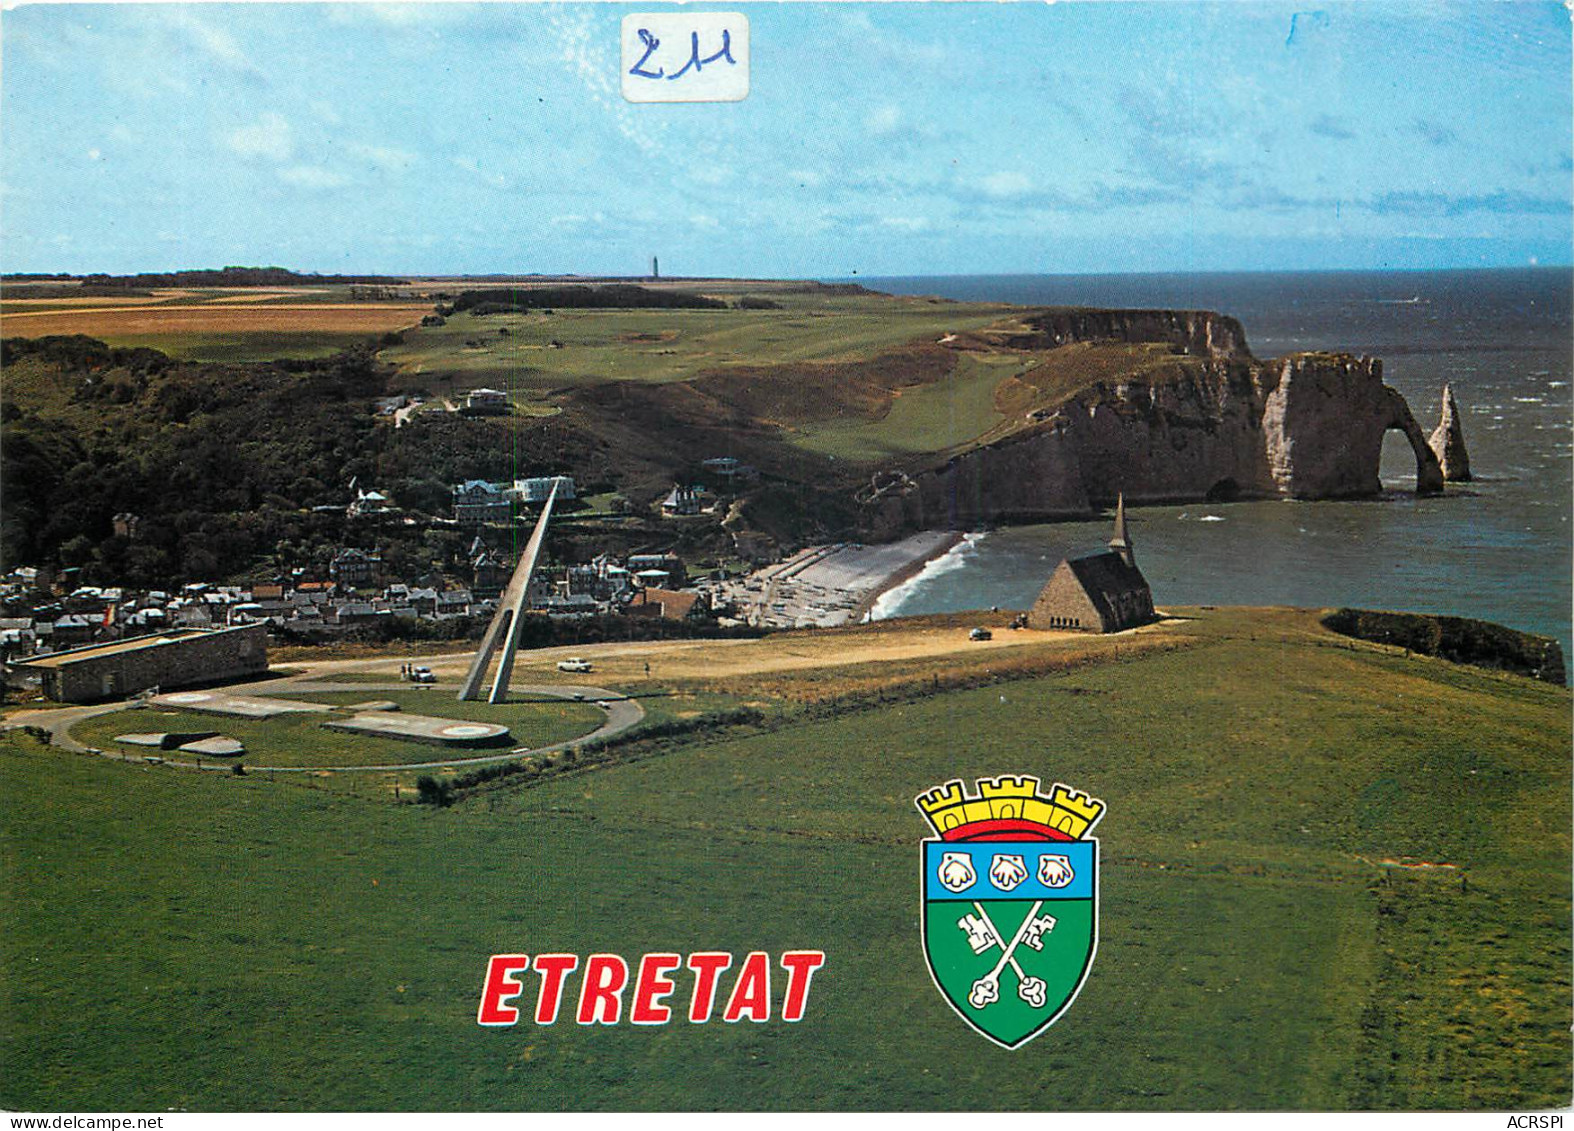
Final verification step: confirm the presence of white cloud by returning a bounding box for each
[310,101,344,127]
[180,17,253,72]
[867,105,903,136]
[452,156,508,191]
[225,113,293,163]
[689,164,735,187]
[358,4,463,27]
[548,6,663,157]
[981,171,1033,199]
[690,214,721,230]
[278,164,349,189]
[351,144,419,173]
[879,216,930,233]
[835,9,949,70]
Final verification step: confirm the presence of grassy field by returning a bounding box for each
[788,351,1029,462]
[3,608,1567,1110]
[379,293,1014,395]
[66,690,605,770]
[79,329,399,363]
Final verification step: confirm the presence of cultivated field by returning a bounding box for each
[3,607,1567,1111]
[1,287,430,361]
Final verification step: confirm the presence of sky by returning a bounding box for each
[2,1,1570,277]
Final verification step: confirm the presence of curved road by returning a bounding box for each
[5,664,645,774]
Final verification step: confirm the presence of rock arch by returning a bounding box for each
[1382,387,1445,495]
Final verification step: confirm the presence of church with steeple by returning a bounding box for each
[1027,494,1157,633]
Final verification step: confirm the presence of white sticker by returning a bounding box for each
[622,13,749,104]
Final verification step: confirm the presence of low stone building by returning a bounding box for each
[628,588,710,621]
[1028,496,1156,633]
[11,624,268,703]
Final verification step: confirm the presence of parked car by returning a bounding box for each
[969,627,993,641]
[557,658,593,673]
[411,665,436,684]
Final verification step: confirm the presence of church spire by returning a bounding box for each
[1109,493,1134,568]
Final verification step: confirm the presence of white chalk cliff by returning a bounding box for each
[866,309,1444,534]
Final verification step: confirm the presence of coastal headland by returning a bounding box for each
[2,276,1454,589]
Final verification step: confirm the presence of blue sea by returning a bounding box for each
[859,270,1573,653]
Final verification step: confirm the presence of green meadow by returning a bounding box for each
[3,609,1568,1110]
[787,351,1028,462]
[379,293,1013,394]
[95,330,385,363]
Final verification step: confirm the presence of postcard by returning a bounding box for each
[1,0,1570,1117]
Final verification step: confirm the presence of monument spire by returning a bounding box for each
[1109,493,1134,568]
[458,480,560,703]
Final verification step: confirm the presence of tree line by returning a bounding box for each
[0,336,582,587]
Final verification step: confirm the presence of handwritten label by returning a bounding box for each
[621,13,749,104]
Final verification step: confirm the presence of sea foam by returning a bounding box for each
[866,533,983,621]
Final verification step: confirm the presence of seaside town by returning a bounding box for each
[0,460,974,686]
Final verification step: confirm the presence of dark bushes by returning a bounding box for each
[451,285,726,315]
[413,706,768,805]
[1321,608,1566,685]
[415,775,454,807]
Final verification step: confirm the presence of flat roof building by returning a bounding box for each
[10,624,268,703]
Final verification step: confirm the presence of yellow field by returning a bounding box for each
[205,290,329,303]
[2,294,182,307]
[0,302,430,339]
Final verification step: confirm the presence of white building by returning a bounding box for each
[510,475,577,504]
[464,388,510,415]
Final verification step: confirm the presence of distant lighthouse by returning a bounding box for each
[651,256,660,280]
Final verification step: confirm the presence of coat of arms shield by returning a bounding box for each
[915,777,1103,1049]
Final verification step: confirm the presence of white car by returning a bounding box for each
[410,665,436,684]
[556,658,593,673]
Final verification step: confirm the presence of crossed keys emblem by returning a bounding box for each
[957,901,1057,1010]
